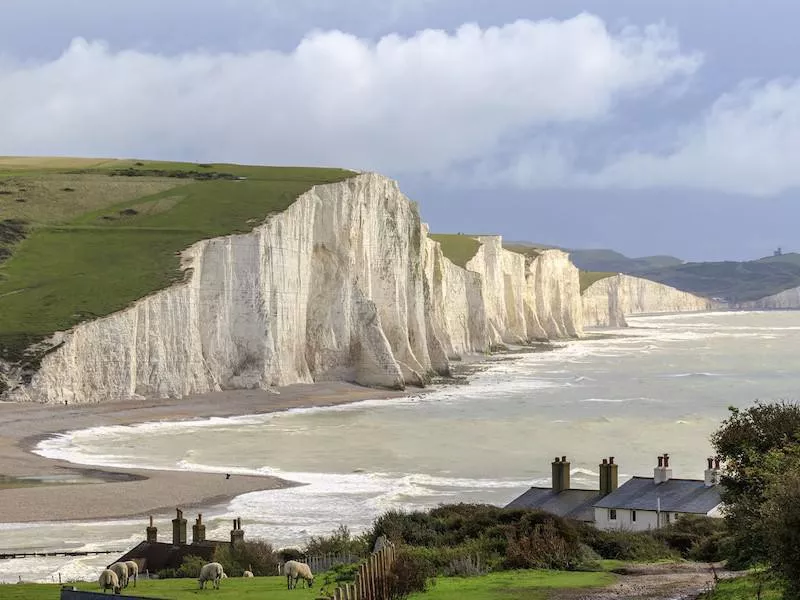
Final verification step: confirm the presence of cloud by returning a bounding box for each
[583,79,800,196]
[0,14,698,174]
[493,79,800,196]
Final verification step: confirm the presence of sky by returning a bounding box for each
[1,1,798,261]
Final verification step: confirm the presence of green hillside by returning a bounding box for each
[430,233,482,268]
[637,260,800,303]
[568,248,684,273]
[0,157,354,369]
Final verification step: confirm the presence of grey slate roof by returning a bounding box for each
[505,487,603,522]
[592,477,722,514]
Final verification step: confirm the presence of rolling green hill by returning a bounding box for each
[0,157,354,367]
[567,248,684,273]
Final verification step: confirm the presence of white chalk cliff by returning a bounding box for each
[737,286,800,310]
[582,274,713,327]
[4,173,584,404]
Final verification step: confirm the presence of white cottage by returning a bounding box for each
[593,454,723,531]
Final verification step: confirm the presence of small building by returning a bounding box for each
[113,510,246,574]
[505,453,723,530]
[593,454,722,531]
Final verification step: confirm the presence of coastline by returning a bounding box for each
[0,381,410,523]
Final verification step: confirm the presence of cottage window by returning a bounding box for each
[631,510,637,522]
[609,509,617,520]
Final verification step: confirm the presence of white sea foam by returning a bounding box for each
[7,311,800,584]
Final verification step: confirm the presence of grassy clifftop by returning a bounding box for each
[429,233,482,268]
[579,270,617,293]
[0,157,354,363]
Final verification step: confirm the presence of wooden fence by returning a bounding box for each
[277,552,363,576]
[330,541,395,600]
[306,552,362,574]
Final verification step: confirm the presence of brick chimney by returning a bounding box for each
[230,517,244,546]
[599,457,619,496]
[551,456,570,492]
[192,513,206,544]
[146,515,158,543]
[704,456,721,487]
[172,508,187,546]
[654,453,672,484]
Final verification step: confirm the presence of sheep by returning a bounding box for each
[243,570,254,578]
[124,560,139,587]
[108,562,129,589]
[198,561,225,590]
[283,560,314,590]
[98,569,120,594]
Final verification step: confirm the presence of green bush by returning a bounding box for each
[386,548,437,600]
[305,524,370,556]
[576,524,678,562]
[213,541,278,577]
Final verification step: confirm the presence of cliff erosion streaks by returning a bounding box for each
[582,274,713,328]
[4,174,584,404]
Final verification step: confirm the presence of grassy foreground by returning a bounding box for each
[0,570,615,600]
[0,158,353,364]
[698,573,783,600]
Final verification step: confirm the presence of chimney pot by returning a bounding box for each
[561,456,567,462]
[663,453,670,468]
[714,457,721,469]
[149,516,153,527]
[658,456,664,468]
[609,456,615,464]
[602,458,608,465]
[554,457,560,462]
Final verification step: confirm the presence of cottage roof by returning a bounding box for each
[112,540,225,573]
[505,487,603,522]
[592,477,722,514]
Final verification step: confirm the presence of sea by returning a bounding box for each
[0,311,798,584]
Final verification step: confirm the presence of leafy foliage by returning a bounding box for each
[712,401,800,568]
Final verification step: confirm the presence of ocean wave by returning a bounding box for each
[580,397,659,403]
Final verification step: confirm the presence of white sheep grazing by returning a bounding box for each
[98,569,120,594]
[109,562,129,589]
[124,560,139,587]
[283,560,314,590]
[198,562,225,590]
[243,570,254,578]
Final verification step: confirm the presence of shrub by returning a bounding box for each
[213,541,278,577]
[504,519,581,570]
[306,524,370,556]
[177,555,206,578]
[577,524,678,562]
[387,548,436,600]
[278,547,305,562]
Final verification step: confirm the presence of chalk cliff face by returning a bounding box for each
[4,174,584,404]
[582,274,712,327]
[737,286,800,310]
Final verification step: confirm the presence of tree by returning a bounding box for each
[761,448,800,599]
[711,401,800,567]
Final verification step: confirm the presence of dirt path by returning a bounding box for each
[552,562,738,600]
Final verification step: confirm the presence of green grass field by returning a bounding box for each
[429,233,482,268]
[698,573,782,599]
[579,270,617,293]
[0,158,354,364]
[0,570,615,600]
[409,570,615,599]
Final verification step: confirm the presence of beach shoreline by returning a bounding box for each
[0,381,411,523]
[0,343,554,525]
